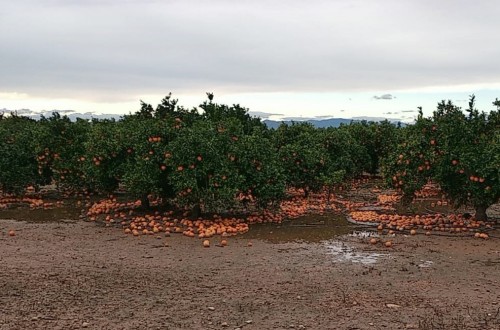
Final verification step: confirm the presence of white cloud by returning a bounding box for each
[373,94,394,100]
[1,0,499,117]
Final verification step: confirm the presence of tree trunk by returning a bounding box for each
[326,186,332,210]
[192,203,201,218]
[474,205,488,221]
[401,193,413,207]
[140,194,150,209]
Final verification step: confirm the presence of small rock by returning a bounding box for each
[82,322,90,328]
[245,320,252,324]
[386,303,401,308]
[208,306,215,311]
[221,322,228,327]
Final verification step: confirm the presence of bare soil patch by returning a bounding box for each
[1,216,499,330]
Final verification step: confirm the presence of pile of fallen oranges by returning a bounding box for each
[0,196,62,209]
[80,180,496,245]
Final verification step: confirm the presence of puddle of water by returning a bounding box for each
[0,202,82,223]
[418,260,434,268]
[241,214,354,243]
[348,230,379,239]
[324,241,388,265]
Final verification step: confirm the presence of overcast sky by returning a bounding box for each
[1,0,499,121]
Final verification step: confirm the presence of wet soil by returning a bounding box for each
[1,212,499,330]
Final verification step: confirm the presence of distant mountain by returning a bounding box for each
[1,108,406,127]
[1,108,122,121]
[263,118,405,129]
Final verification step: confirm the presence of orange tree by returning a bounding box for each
[381,112,436,205]
[168,119,242,214]
[235,127,286,208]
[319,127,371,202]
[168,98,285,214]
[81,118,129,193]
[120,96,201,207]
[382,97,499,220]
[34,113,91,192]
[430,97,499,220]
[121,114,177,206]
[321,127,371,178]
[200,97,284,208]
[273,122,327,196]
[0,114,40,194]
[273,123,370,197]
[341,120,402,174]
[200,95,266,135]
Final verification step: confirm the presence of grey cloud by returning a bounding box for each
[248,111,283,118]
[16,109,36,115]
[55,110,76,113]
[280,116,319,121]
[351,116,397,121]
[1,1,500,102]
[4,108,120,121]
[1,108,37,115]
[373,94,394,100]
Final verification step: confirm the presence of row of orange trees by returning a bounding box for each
[1,94,497,220]
[382,96,499,220]
[0,94,398,214]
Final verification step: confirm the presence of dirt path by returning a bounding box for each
[1,217,499,330]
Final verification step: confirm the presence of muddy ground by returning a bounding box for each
[1,212,499,330]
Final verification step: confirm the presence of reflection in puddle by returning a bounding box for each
[324,241,388,265]
[0,202,82,223]
[241,214,354,243]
